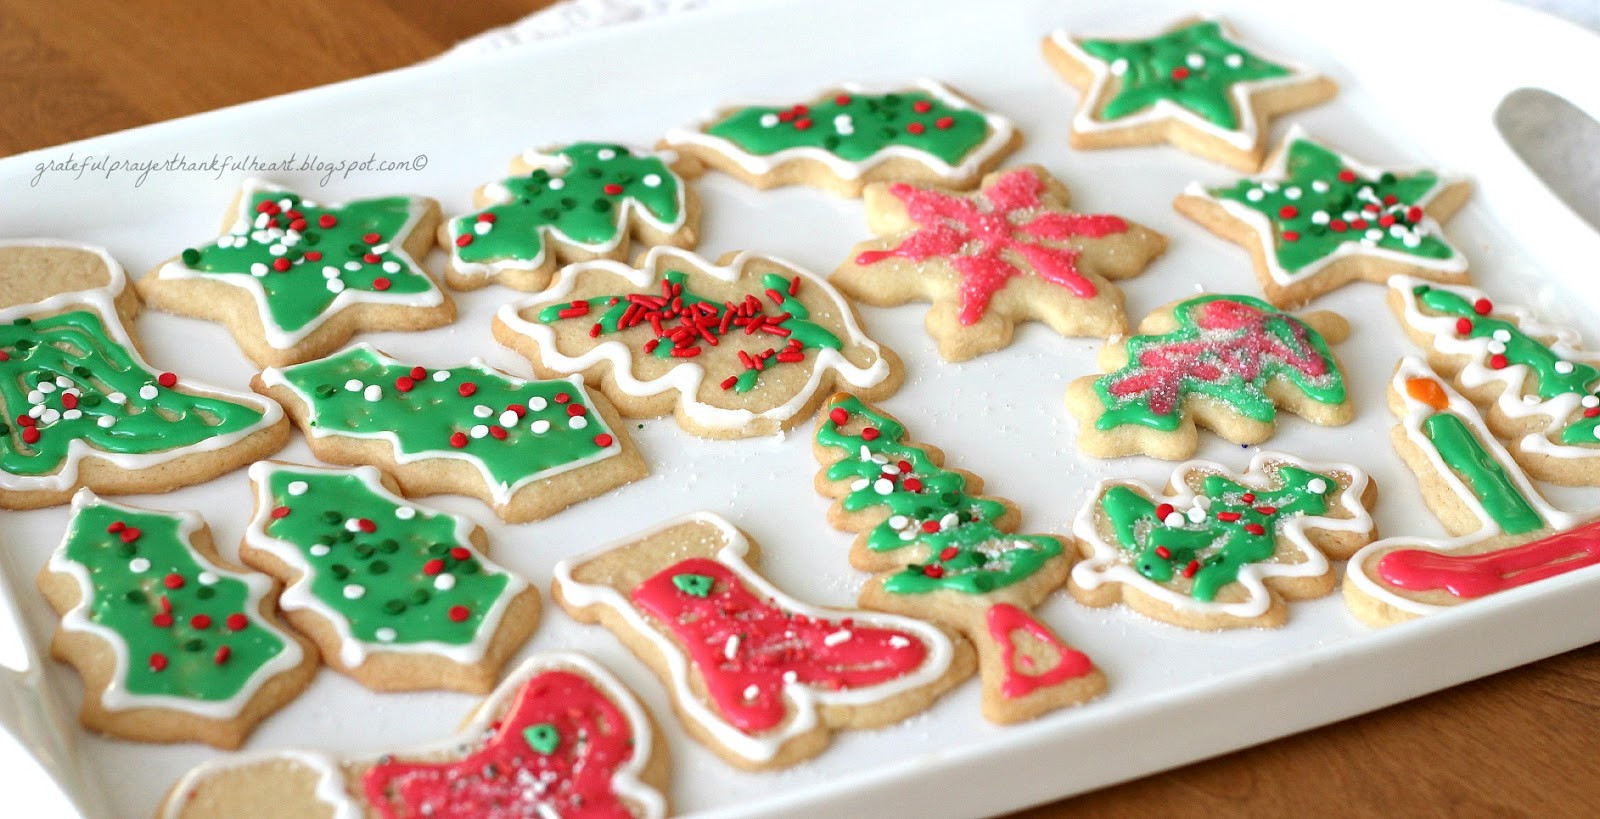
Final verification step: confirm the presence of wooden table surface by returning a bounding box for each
[3,1,1597,815]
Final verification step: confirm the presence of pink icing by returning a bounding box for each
[985,603,1095,700]
[1377,518,1600,599]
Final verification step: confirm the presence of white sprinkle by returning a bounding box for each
[874,478,894,494]
[1312,180,1330,193]
[434,574,456,591]
[1225,53,1244,68]
[547,178,565,190]
[1284,186,1302,200]
[642,174,662,187]
[1110,58,1128,75]
[881,463,900,476]
[277,198,293,211]
[760,113,780,127]
[26,390,42,405]
[433,370,451,382]
[382,261,401,273]
[888,515,909,529]
[345,379,363,392]
[569,416,588,429]
[473,404,493,418]
[1261,182,1279,192]
[528,396,548,411]
[396,506,416,520]
[327,280,346,293]
[1488,341,1507,355]
[1584,396,1599,409]
[1195,496,1212,510]
[37,381,55,394]
[1555,361,1575,375]
[743,685,760,700]
[375,627,397,642]
[344,518,363,532]
[344,261,362,271]
[1365,229,1384,242]
[834,114,854,135]
[1245,188,1265,202]
[724,635,740,660]
[128,558,150,573]
[250,262,268,277]
[97,416,116,428]
[287,481,308,496]
[1403,234,1422,248]
[474,221,492,235]
[39,409,60,425]
[55,377,71,388]
[823,629,852,647]
[268,244,286,257]
[940,512,960,530]
[1390,225,1408,239]
[107,392,126,405]
[322,266,339,279]
[254,213,269,229]
[499,410,519,427]
[531,419,551,434]
[1187,506,1206,523]
[1163,512,1186,527]
[343,584,365,600]
[850,478,870,492]
[309,544,331,557]
[1307,478,1329,494]
[470,424,489,439]
[1186,52,1205,69]
[1311,211,1329,225]
[783,670,798,683]
[371,244,389,254]
[138,385,158,400]
[363,385,382,402]
[888,636,911,648]
[1492,329,1512,343]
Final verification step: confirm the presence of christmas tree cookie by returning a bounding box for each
[1391,276,1600,486]
[158,652,669,819]
[661,79,1020,197]
[242,462,540,693]
[552,512,974,769]
[1344,359,1599,626]
[493,246,903,439]
[140,179,453,367]
[443,142,702,292]
[36,491,316,748]
[1071,452,1378,630]
[1042,17,1337,172]
[255,344,645,523]
[833,165,1167,361]
[0,240,288,510]
[1175,128,1472,307]
[1066,294,1353,460]
[812,395,1105,724]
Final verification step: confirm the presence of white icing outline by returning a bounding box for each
[0,238,284,494]
[660,78,1015,183]
[159,652,665,819]
[46,490,306,720]
[152,179,445,349]
[257,344,623,505]
[446,144,689,283]
[1070,451,1373,620]
[1181,126,1469,286]
[494,246,893,433]
[552,512,957,765]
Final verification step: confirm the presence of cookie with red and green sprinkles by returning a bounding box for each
[1175,128,1472,307]
[660,79,1020,197]
[241,462,540,693]
[36,490,316,748]
[253,344,646,523]
[443,143,701,293]
[139,179,453,368]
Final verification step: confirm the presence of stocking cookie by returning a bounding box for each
[1391,276,1600,486]
[552,512,973,769]
[139,179,453,367]
[242,462,539,693]
[660,79,1019,197]
[1066,294,1352,459]
[1042,17,1336,172]
[255,344,645,522]
[158,652,669,818]
[1175,128,1471,306]
[1343,358,1598,626]
[37,491,315,748]
[0,240,287,509]
[444,142,701,292]
[493,246,902,439]
[1070,452,1377,630]
[813,395,1105,724]
[832,165,1167,361]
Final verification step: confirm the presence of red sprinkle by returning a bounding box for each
[1329,219,1348,233]
[449,431,468,448]
[191,614,212,629]
[566,404,587,417]
[108,521,125,533]
[1254,505,1277,515]
[448,605,470,622]
[903,477,923,492]
[555,392,571,404]
[1182,560,1200,578]
[861,427,880,441]
[1155,546,1172,559]
[395,376,415,393]
[158,372,178,388]
[272,257,292,272]
[935,116,954,129]
[21,427,39,444]
[149,653,168,672]
[318,214,337,228]
[120,527,141,543]
[1278,205,1298,220]
[214,646,232,665]
[921,520,941,534]
[363,232,381,244]
[478,213,497,224]
[1337,169,1357,183]
[1489,353,1509,370]
[794,117,813,130]
[489,426,507,440]
[1244,523,1266,536]
[603,183,624,195]
[1455,318,1473,335]
[912,100,933,113]
[410,366,426,380]
[906,122,926,135]
[270,506,291,519]
[1216,511,1242,522]
[423,559,446,576]
[450,547,472,560]
[163,573,185,590]
[1155,503,1174,520]
[834,94,852,105]
[1473,298,1493,315]
[594,433,614,447]
[363,252,381,264]
[1241,493,1256,503]
[939,546,959,561]
[305,251,322,261]
[152,613,173,628]
[456,234,473,247]
[372,277,391,291]
[226,613,249,631]
[458,383,477,397]
[1282,230,1300,242]
[829,407,849,425]
[356,518,376,533]
[1407,206,1424,222]
[922,564,944,578]
[1171,66,1190,80]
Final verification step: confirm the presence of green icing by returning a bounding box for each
[704,89,990,165]
[1421,411,1544,535]
[0,309,266,477]
[453,143,682,267]
[179,187,433,334]
[815,395,1061,595]
[1092,294,1346,432]
[671,573,714,598]
[61,501,290,702]
[261,468,512,647]
[274,346,617,496]
[1099,465,1337,601]
[1079,19,1291,130]
[1209,138,1454,274]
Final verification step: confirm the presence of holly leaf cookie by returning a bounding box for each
[493,246,903,439]
[443,142,701,292]
[0,240,288,510]
[36,491,316,748]
[242,462,540,693]
[812,395,1105,723]
[832,164,1167,361]
[552,512,974,770]
[1042,17,1336,172]
[1343,359,1600,626]
[660,79,1020,197]
[139,179,453,367]
[158,652,669,819]
[1066,294,1353,460]
[1070,452,1377,630]
[1175,128,1472,307]
[255,344,645,523]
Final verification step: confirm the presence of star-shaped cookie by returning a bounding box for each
[831,164,1166,361]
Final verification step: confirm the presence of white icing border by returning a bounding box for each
[0,238,284,493]
[446,144,689,283]
[243,461,529,668]
[46,490,306,720]
[257,343,623,505]
[494,246,892,433]
[1070,451,1373,620]
[660,78,1015,183]
[552,512,957,764]
[153,179,445,349]
[159,652,665,819]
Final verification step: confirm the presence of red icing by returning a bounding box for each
[630,557,929,734]
[1377,519,1600,599]
[985,604,1094,699]
[363,669,640,819]
[853,168,1128,326]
